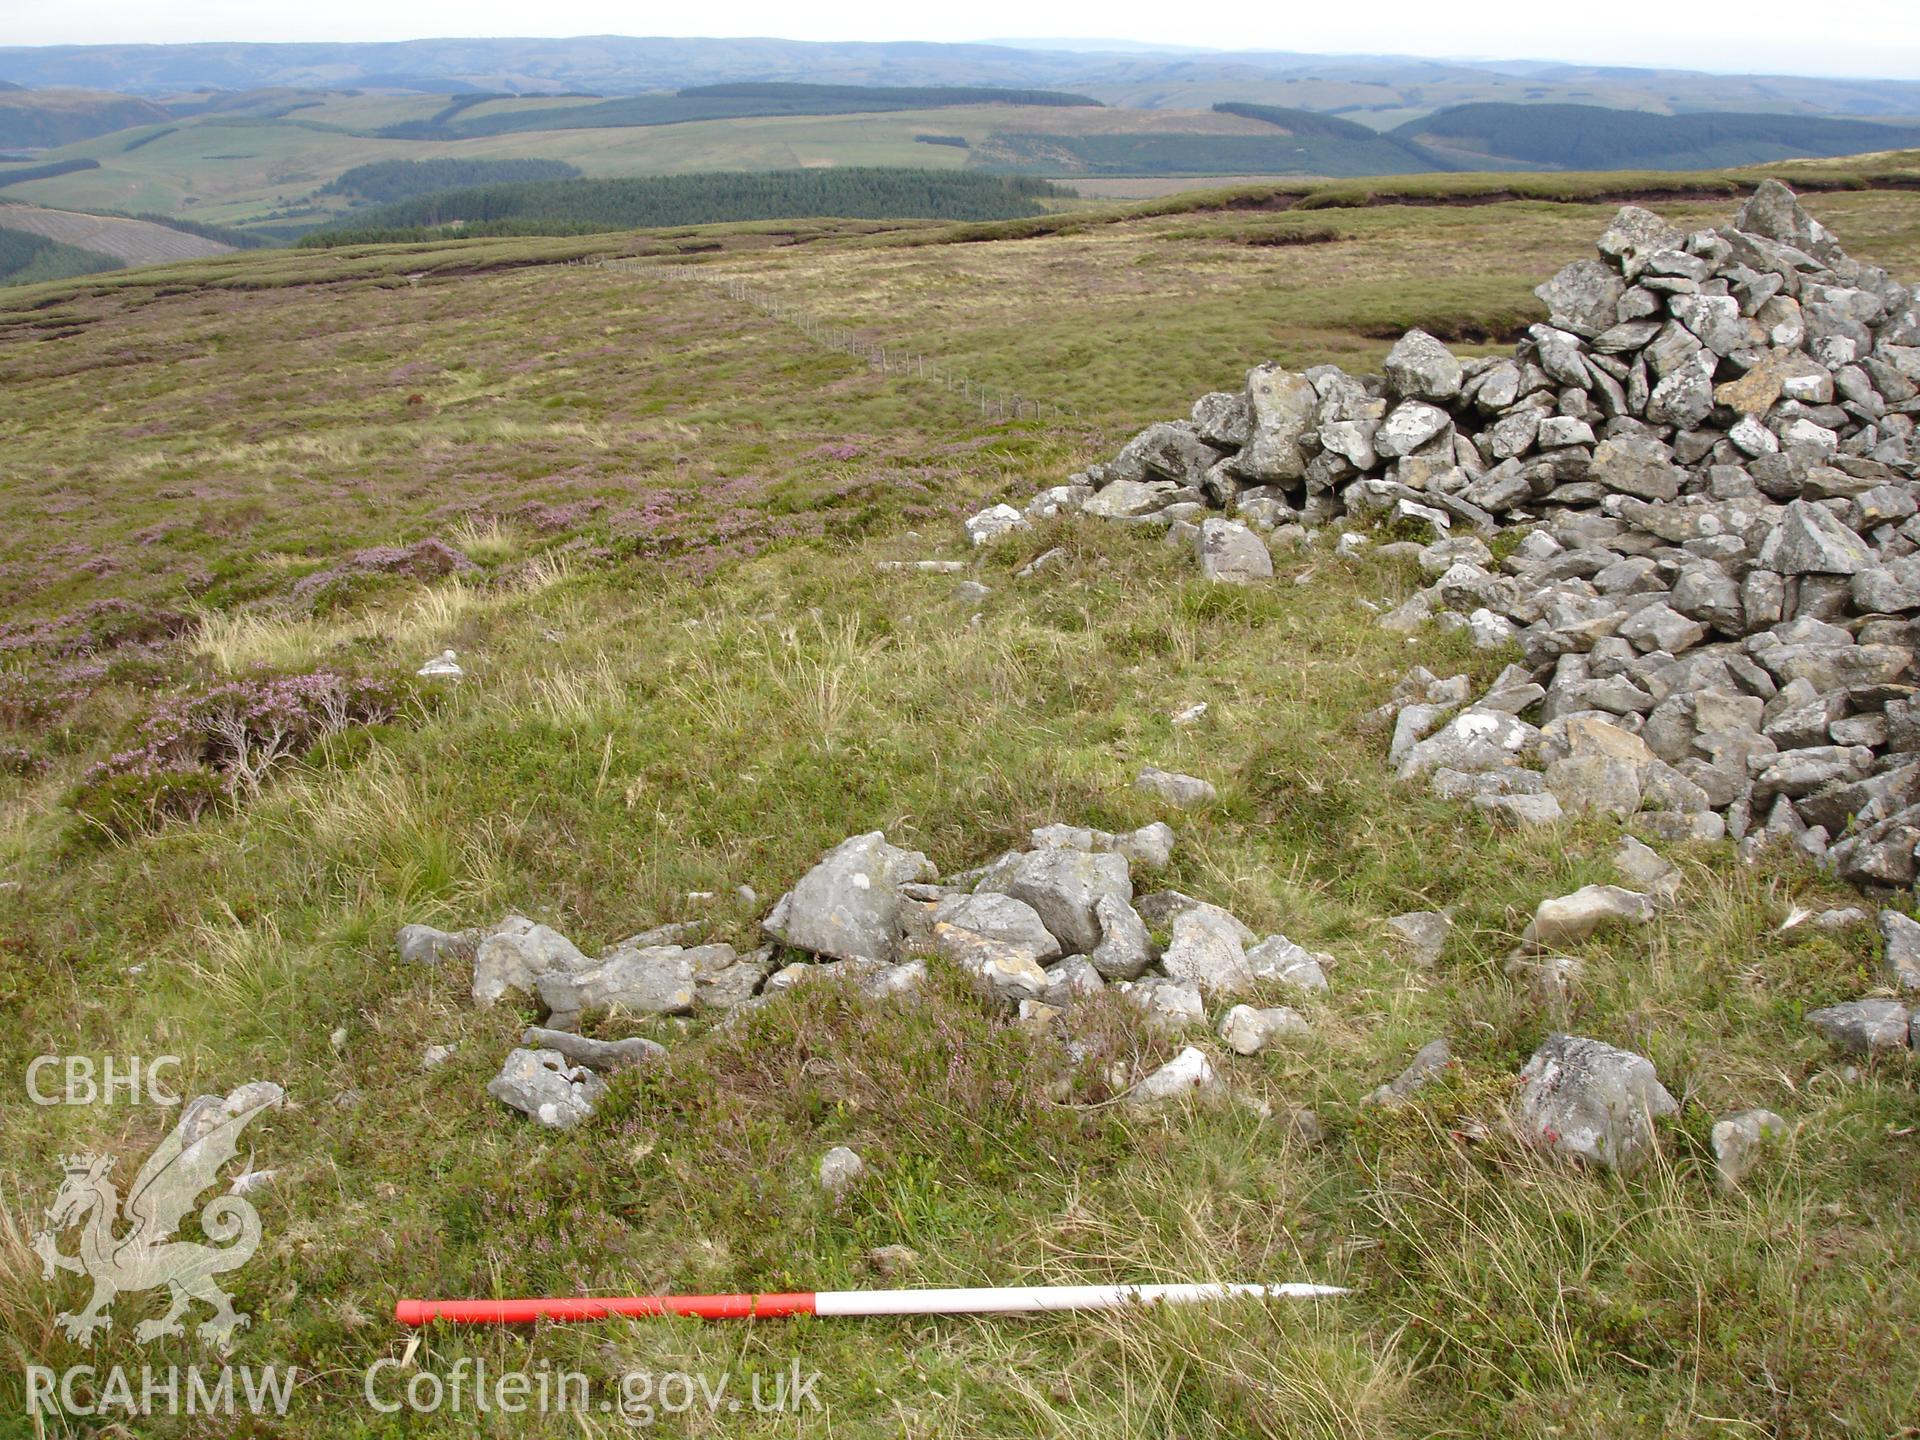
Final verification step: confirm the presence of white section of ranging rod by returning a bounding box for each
[812,1283,1347,1317]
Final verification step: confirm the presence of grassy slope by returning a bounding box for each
[1,187,1918,1436]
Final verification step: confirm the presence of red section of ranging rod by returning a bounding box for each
[394,1293,817,1325]
[396,1282,1346,1326]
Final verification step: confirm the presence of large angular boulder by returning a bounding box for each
[1161,906,1255,996]
[1514,1034,1676,1171]
[1245,933,1330,991]
[1236,364,1319,482]
[1535,260,1626,339]
[1083,479,1176,518]
[1031,821,1176,870]
[1807,999,1910,1055]
[1194,518,1273,584]
[1758,500,1875,575]
[1108,421,1223,488]
[472,920,591,1006]
[1384,328,1464,401]
[930,891,1062,965]
[763,832,935,964]
[976,848,1133,955]
[1374,401,1453,459]
[488,1048,607,1129]
[1089,893,1155,980]
[1591,434,1682,501]
[1398,710,1539,781]
[1736,179,1840,261]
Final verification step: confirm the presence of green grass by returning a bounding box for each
[1,184,1916,1436]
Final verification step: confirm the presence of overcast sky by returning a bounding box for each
[4,2,1919,82]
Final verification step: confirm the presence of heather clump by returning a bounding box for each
[67,668,419,834]
[0,600,191,733]
[0,599,191,661]
[290,539,476,612]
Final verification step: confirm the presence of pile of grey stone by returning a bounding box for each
[398,912,770,1128]
[401,819,1342,1126]
[984,182,1920,889]
[754,826,1332,1048]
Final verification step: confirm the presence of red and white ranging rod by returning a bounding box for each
[396,1282,1347,1327]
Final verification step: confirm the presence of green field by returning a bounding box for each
[2,178,1919,1436]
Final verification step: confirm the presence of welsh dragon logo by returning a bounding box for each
[33,1083,282,1347]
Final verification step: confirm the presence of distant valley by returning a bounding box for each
[0,37,1915,261]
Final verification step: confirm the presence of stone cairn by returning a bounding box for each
[974,181,1920,892]
[413,827,1788,1177]
[403,184,1919,1159]
[402,823,1347,1131]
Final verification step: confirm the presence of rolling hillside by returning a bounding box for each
[1,74,1917,237]
[0,92,1245,230]
[0,222,119,284]
[1396,102,1920,171]
[443,83,1103,138]
[0,86,171,148]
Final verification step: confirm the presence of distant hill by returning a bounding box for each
[3,37,1919,125]
[0,79,21,92]
[1394,103,1920,171]
[0,38,1121,95]
[977,102,1444,176]
[442,84,1103,139]
[1215,101,1441,169]
[301,168,1075,243]
[0,88,172,148]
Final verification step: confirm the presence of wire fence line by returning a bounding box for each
[593,257,1073,426]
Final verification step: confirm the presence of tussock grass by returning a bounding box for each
[446,513,522,564]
